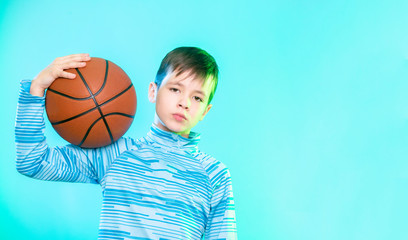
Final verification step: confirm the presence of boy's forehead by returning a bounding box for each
[164,70,209,88]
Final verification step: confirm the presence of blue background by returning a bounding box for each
[1,0,408,239]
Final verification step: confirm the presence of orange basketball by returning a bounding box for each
[45,57,137,148]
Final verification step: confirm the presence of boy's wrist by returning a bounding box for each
[29,80,46,97]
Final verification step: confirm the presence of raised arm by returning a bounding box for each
[15,54,131,184]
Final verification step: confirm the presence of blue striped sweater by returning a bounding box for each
[15,79,237,239]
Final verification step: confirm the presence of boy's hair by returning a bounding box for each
[155,47,219,105]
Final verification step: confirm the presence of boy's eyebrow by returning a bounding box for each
[169,82,207,97]
[194,90,206,97]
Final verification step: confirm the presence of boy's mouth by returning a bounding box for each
[173,113,186,121]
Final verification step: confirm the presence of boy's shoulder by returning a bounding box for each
[193,150,232,189]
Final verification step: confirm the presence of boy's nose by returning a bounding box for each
[178,96,190,109]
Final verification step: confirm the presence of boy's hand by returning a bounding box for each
[30,53,91,97]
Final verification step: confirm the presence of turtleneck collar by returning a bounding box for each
[145,123,201,153]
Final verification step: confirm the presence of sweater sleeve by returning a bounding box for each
[204,166,238,239]
[15,79,131,184]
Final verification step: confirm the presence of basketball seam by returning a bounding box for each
[78,112,134,147]
[47,60,109,100]
[75,60,114,146]
[50,84,134,125]
[47,88,93,100]
[93,59,109,96]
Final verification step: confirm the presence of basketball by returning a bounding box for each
[45,57,137,148]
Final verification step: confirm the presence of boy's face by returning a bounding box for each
[148,70,213,138]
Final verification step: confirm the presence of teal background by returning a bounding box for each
[1,0,408,239]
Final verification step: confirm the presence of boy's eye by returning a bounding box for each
[170,88,179,92]
[194,96,203,102]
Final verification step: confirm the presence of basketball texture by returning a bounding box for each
[45,57,137,148]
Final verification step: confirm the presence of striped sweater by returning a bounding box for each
[15,79,237,239]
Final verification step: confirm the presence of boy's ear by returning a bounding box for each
[148,82,157,103]
[200,104,212,121]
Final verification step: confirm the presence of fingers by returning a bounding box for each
[62,61,87,70]
[59,70,77,79]
[54,53,91,66]
[51,53,91,79]
[51,60,86,80]
[64,53,91,62]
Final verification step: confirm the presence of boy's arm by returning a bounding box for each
[204,168,238,240]
[15,79,129,183]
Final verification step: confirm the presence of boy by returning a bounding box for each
[15,47,237,239]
